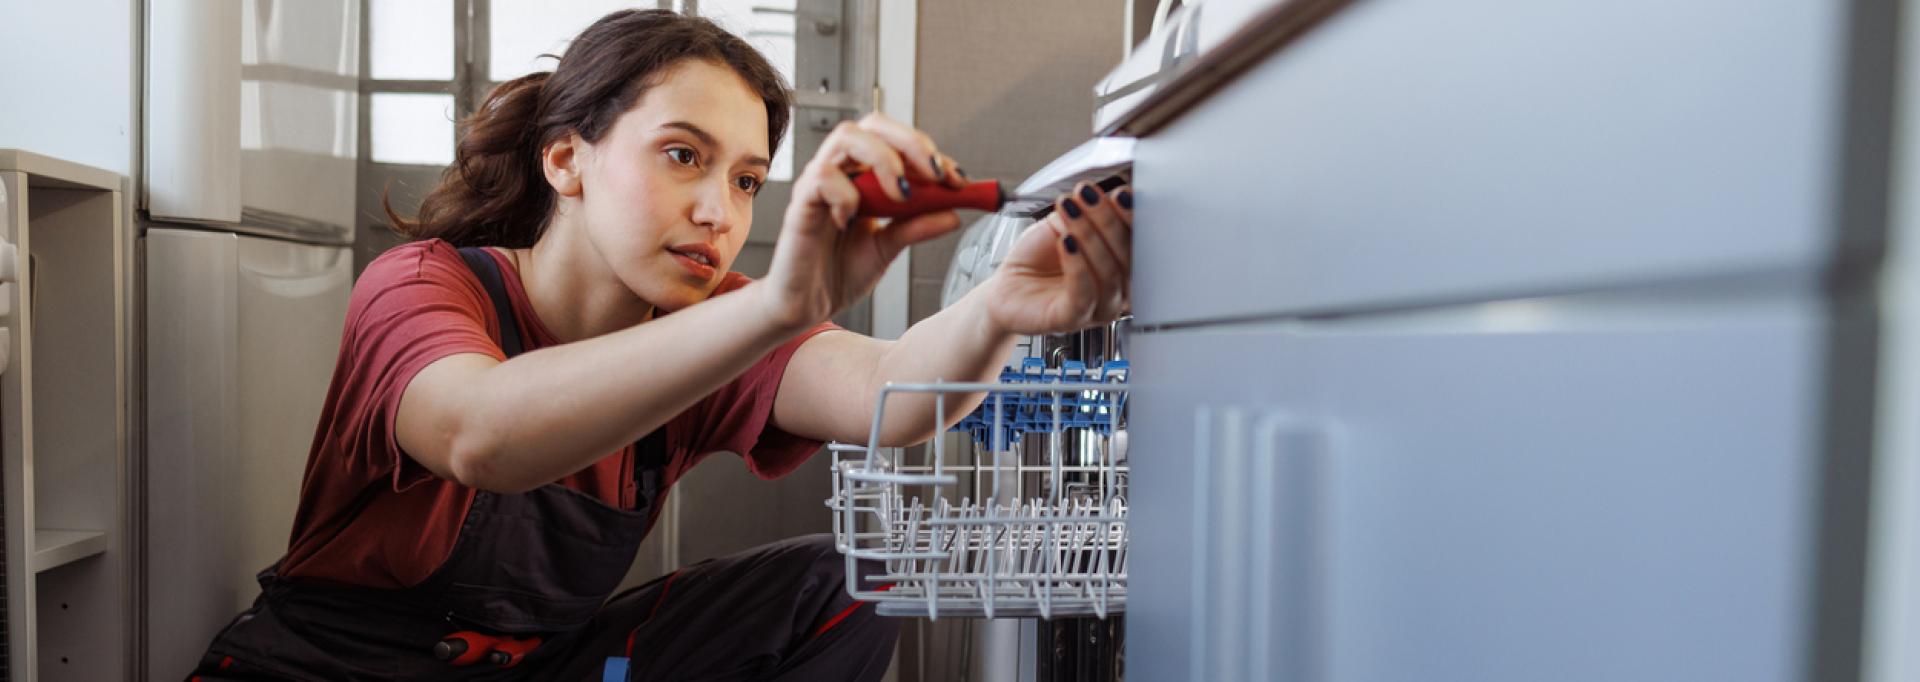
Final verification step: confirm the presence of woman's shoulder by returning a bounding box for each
[358,239,478,287]
[360,238,449,273]
[349,239,490,311]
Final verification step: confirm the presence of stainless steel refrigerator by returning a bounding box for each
[142,1,358,678]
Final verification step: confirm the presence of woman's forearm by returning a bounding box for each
[861,282,1018,446]
[450,284,803,491]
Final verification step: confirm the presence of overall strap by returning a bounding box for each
[456,247,524,358]
[453,246,670,474]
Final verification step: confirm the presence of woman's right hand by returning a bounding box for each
[757,112,970,330]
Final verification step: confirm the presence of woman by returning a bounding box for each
[189,9,1132,681]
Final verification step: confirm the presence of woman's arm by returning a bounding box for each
[775,285,1012,446]
[776,181,1135,446]
[400,113,968,493]
[399,284,806,493]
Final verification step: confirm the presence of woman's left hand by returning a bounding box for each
[984,182,1133,336]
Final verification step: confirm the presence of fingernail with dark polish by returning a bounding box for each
[1080,185,1100,205]
[955,166,969,180]
[1117,190,1133,210]
[931,155,946,181]
[897,176,912,198]
[1062,200,1083,219]
[1064,235,1080,254]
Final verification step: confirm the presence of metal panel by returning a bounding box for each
[1128,291,1831,681]
[232,235,352,601]
[146,0,243,223]
[143,230,239,680]
[1130,0,1847,326]
[236,0,361,244]
[143,229,350,679]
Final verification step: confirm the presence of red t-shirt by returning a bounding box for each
[276,239,837,588]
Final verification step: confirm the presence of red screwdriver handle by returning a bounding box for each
[434,631,543,668]
[485,636,541,668]
[850,173,1005,219]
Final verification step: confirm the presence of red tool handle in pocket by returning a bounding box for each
[434,631,543,668]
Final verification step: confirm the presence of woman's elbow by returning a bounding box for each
[445,438,541,494]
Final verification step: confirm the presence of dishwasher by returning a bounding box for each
[826,136,1137,681]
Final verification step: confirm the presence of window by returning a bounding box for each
[699,0,798,180]
[369,93,456,165]
[488,1,642,82]
[360,0,835,178]
[363,0,456,166]
[369,0,453,80]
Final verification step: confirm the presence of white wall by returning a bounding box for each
[0,0,137,177]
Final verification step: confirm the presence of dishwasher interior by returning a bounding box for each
[826,143,1135,681]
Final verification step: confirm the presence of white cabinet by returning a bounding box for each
[1128,0,1853,328]
[1130,295,1838,681]
[1120,0,1885,678]
[0,150,130,681]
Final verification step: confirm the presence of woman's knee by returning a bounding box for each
[765,533,842,574]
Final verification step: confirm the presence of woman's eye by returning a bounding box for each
[667,148,697,166]
[736,176,762,194]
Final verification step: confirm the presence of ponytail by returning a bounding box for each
[386,73,553,247]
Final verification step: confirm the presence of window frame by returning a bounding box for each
[357,0,869,172]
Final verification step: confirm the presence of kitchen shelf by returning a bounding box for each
[0,148,130,682]
[30,530,106,573]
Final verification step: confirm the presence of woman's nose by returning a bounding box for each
[689,183,738,234]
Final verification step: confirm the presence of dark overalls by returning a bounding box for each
[186,248,898,681]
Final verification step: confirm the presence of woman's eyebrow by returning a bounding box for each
[658,120,718,147]
[658,120,770,169]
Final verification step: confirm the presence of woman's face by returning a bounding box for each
[572,59,771,312]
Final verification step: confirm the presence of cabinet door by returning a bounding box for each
[1130,0,1852,327]
[1126,327,1320,682]
[1127,296,1832,681]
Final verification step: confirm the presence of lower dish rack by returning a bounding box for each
[825,360,1130,620]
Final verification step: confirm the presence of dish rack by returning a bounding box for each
[825,358,1130,620]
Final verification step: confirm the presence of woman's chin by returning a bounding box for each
[651,288,709,314]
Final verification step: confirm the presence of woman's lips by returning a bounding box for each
[666,246,717,280]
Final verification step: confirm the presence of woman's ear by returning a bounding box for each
[542,134,585,197]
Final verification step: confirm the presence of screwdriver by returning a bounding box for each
[850,173,1051,219]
